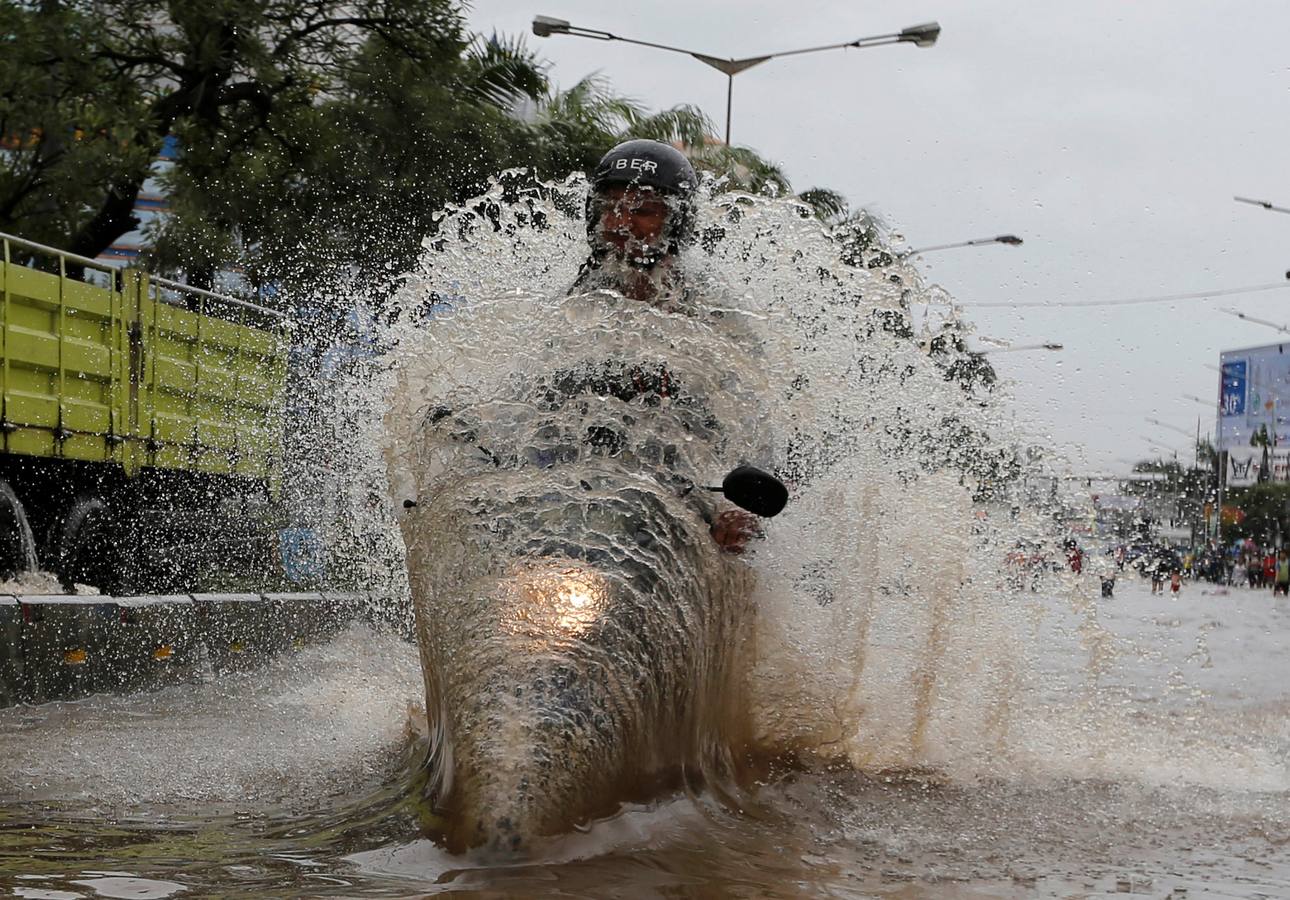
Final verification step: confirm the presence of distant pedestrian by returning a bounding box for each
[1064,539,1083,574]
[1170,571,1182,595]
[1150,560,1165,595]
[1276,550,1290,596]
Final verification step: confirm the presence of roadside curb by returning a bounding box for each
[0,591,366,707]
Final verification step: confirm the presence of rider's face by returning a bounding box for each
[597,186,669,256]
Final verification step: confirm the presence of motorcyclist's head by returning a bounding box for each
[586,139,698,269]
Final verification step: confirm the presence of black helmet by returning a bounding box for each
[586,139,699,267]
[591,139,698,196]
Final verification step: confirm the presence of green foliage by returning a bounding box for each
[2,0,509,281]
[0,2,152,248]
[796,187,849,222]
[925,324,998,394]
[0,0,868,306]
[1224,481,1290,544]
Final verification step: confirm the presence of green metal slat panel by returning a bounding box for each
[5,391,57,426]
[152,411,195,443]
[6,429,54,456]
[61,397,111,432]
[5,327,58,369]
[62,279,111,318]
[194,447,233,474]
[3,266,60,311]
[196,363,238,402]
[154,357,197,393]
[196,418,237,450]
[61,433,111,462]
[60,337,112,377]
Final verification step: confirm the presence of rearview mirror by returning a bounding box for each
[707,465,788,518]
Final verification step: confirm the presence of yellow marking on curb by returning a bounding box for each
[152,645,174,661]
[63,648,87,666]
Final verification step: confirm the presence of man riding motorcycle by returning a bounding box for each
[571,139,763,553]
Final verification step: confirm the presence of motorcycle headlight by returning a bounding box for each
[504,563,611,637]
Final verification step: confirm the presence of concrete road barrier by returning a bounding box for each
[15,595,117,703]
[0,597,21,707]
[111,596,199,693]
[0,591,367,707]
[194,593,275,673]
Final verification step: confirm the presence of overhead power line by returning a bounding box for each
[962,281,1290,309]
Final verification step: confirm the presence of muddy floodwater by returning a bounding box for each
[0,574,1285,899]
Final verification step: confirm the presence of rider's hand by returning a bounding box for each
[711,509,763,554]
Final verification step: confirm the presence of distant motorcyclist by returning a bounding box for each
[571,138,761,553]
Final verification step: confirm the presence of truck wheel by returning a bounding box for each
[52,496,116,593]
[0,480,37,580]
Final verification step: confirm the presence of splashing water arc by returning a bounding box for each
[379,173,1027,848]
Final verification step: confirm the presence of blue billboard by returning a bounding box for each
[1220,359,1246,416]
[1217,342,1290,454]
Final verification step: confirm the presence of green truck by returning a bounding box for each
[0,231,289,592]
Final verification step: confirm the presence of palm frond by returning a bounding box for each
[617,105,713,148]
[796,187,849,222]
[689,144,792,196]
[460,33,548,108]
[537,74,647,134]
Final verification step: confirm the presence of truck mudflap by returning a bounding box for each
[0,591,367,706]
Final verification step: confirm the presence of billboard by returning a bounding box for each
[1224,446,1290,487]
[1217,344,1290,475]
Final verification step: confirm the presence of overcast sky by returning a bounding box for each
[466,1,1290,474]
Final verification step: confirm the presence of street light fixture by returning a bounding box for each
[1220,307,1290,335]
[1235,195,1290,215]
[1139,435,1180,460]
[900,234,1023,260]
[978,341,1062,354]
[532,16,940,145]
[1146,416,1195,439]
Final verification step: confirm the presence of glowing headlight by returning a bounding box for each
[504,563,611,637]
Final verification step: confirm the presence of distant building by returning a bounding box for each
[96,135,178,267]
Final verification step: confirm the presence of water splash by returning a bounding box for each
[369,174,1046,846]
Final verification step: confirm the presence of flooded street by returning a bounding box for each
[1,574,1286,898]
[4,2,1290,897]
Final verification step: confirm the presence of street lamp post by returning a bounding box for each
[532,15,940,145]
[1148,414,1206,468]
[900,234,1023,259]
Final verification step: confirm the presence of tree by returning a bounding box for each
[0,2,152,251]
[2,0,505,275]
[147,24,550,293]
[1222,481,1290,545]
